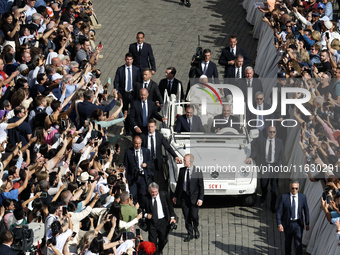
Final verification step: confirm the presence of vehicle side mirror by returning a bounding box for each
[161,128,171,139]
[249,129,259,139]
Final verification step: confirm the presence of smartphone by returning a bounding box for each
[326,32,330,40]
[62,207,68,216]
[98,171,104,176]
[123,232,127,241]
[119,172,124,178]
[136,229,140,236]
[94,141,98,147]
[98,41,102,49]
[71,232,77,238]
[129,194,133,200]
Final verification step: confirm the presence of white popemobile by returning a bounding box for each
[160,85,259,206]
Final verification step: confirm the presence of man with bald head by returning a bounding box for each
[124,135,152,201]
[211,104,240,133]
[51,57,61,69]
[129,88,166,134]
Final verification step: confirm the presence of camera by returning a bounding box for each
[169,222,177,232]
[190,35,203,68]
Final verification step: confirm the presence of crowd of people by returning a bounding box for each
[1,0,340,254]
[256,0,340,252]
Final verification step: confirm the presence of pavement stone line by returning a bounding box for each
[91,0,296,254]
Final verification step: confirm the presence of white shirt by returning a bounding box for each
[0,123,8,143]
[138,43,144,51]
[147,132,156,158]
[134,149,144,171]
[124,65,133,92]
[290,192,299,220]
[265,138,275,163]
[153,194,165,219]
[143,79,150,89]
[54,229,72,254]
[24,5,37,23]
[234,66,242,78]
[201,61,209,73]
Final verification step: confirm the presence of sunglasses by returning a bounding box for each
[291,187,299,190]
[269,131,276,133]
[256,98,264,100]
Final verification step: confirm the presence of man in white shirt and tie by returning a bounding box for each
[225,55,245,79]
[246,126,286,213]
[129,32,156,74]
[173,154,204,242]
[277,180,309,255]
[134,68,163,106]
[219,35,251,78]
[141,119,182,188]
[143,182,176,255]
[124,136,152,202]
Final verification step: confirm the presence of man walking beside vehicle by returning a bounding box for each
[173,154,204,242]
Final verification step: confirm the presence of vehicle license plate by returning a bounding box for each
[205,183,228,189]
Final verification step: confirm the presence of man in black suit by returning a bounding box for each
[235,66,263,103]
[189,49,219,83]
[134,68,163,106]
[114,53,141,135]
[129,88,166,134]
[143,182,176,255]
[225,54,246,80]
[219,35,251,77]
[159,67,184,101]
[173,154,204,242]
[174,105,205,133]
[0,231,18,255]
[277,180,309,255]
[114,53,141,112]
[246,126,286,213]
[211,104,240,133]
[141,119,182,189]
[129,32,156,74]
[248,91,274,135]
[124,136,152,202]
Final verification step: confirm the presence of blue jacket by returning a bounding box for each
[277,192,309,229]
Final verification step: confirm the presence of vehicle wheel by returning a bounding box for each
[243,194,256,206]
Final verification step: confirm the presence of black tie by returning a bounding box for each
[152,198,158,223]
[236,68,240,79]
[291,196,296,220]
[135,150,139,168]
[139,45,142,52]
[168,80,171,93]
[186,168,190,195]
[268,140,273,163]
[188,118,191,130]
[150,135,155,160]
[144,82,148,89]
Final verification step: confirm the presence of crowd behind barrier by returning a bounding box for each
[243,0,340,253]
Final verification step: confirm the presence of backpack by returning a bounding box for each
[32,108,48,129]
[11,225,34,251]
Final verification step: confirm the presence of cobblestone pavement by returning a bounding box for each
[92,0,294,254]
